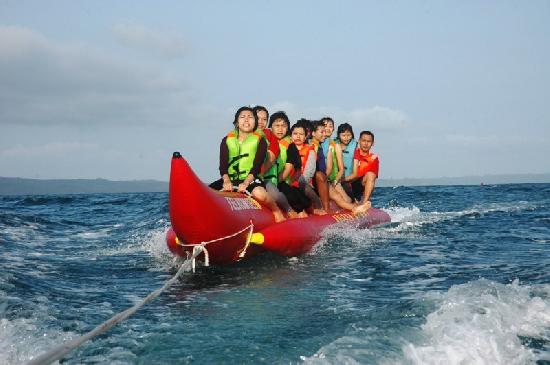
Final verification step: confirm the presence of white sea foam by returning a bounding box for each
[1,224,47,245]
[312,206,423,251]
[302,279,550,364]
[140,227,173,263]
[383,201,538,230]
[402,279,550,365]
[0,296,76,365]
[97,224,167,254]
[385,206,422,223]
[76,228,111,239]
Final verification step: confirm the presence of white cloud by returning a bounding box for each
[267,102,410,131]
[112,21,186,58]
[347,106,409,130]
[0,26,194,126]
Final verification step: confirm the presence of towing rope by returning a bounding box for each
[177,220,254,271]
[26,221,255,365]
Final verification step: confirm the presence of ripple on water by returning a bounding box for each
[0,187,548,364]
[401,279,550,365]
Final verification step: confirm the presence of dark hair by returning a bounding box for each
[359,130,375,140]
[290,123,306,134]
[337,123,355,140]
[321,117,334,127]
[253,105,269,120]
[268,111,290,131]
[233,106,258,131]
[295,118,313,136]
[311,119,326,133]
[296,118,311,128]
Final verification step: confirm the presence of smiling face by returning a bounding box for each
[237,110,256,133]
[291,126,306,146]
[271,118,288,140]
[338,130,353,145]
[324,120,334,138]
[256,110,268,130]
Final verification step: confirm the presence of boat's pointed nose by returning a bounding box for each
[168,153,272,245]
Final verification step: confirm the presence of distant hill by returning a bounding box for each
[377,173,550,187]
[0,177,168,195]
[1,173,549,195]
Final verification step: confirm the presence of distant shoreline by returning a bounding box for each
[1,173,550,195]
[377,173,550,187]
[0,177,168,196]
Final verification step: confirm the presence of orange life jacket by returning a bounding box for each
[290,144,316,187]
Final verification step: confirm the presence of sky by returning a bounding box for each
[1,0,549,182]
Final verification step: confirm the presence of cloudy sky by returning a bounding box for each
[1,1,549,181]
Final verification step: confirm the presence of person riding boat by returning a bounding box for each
[311,120,366,215]
[307,120,331,214]
[336,123,358,200]
[320,117,351,204]
[251,106,293,216]
[279,123,314,216]
[343,130,379,212]
[281,123,324,214]
[320,117,340,181]
[260,110,304,218]
[296,118,313,143]
[209,106,286,223]
[336,123,358,176]
[252,105,280,174]
[268,114,310,218]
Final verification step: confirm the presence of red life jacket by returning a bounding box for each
[356,150,379,178]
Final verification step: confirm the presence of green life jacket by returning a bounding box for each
[263,136,291,185]
[226,130,261,181]
[328,140,339,182]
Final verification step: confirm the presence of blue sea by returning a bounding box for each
[1,184,549,364]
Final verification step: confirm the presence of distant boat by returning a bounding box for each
[165,152,391,265]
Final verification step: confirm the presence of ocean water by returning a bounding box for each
[1,184,549,365]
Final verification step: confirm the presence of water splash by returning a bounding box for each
[402,279,550,365]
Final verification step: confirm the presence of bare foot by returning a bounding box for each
[352,201,371,215]
[313,208,327,216]
[287,210,298,219]
[297,211,308,218]
[273,209,286,223]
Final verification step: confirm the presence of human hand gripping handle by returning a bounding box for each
[237,174,254,193]
[237,182,248,193]
[221,175,233,192]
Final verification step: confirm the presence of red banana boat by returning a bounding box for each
[166,152,391,265]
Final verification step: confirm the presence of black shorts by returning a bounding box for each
[209,178,265,194]
[350,179,364,202]
[278,181,311,213]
